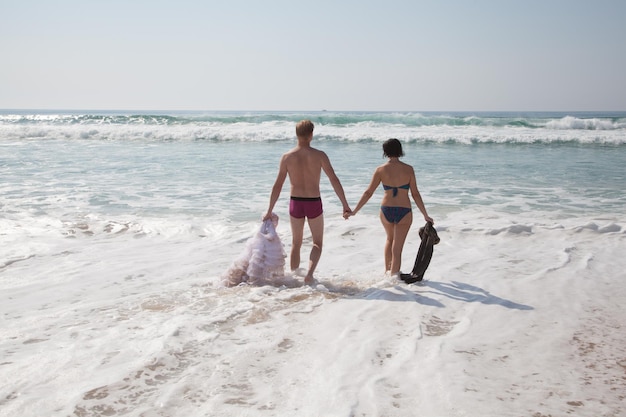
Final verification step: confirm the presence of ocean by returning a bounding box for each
[1,110,625,416]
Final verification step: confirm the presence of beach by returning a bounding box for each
[1,111,625,416]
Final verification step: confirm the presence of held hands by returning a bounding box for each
[343,205,353,220]
[263,210,355,220]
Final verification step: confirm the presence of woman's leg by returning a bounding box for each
[380,211,395,272]
[390,211,412,274]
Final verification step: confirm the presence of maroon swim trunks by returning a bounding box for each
[289,196,323,219]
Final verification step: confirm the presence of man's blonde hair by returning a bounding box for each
[296,120,314,138]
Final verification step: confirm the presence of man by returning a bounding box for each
[263,120,351,284]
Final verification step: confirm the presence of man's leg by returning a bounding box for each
[290,216,306,272]
[304,214,324,284]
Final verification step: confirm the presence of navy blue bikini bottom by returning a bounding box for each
[380,206,411,223]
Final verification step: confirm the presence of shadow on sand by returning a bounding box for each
[350,280,534,311]
[357,285,446,308]
[231,274,534,312]
[424,280,534,310]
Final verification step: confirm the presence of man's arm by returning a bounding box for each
[320,152,351,214]
[264,155,288,220]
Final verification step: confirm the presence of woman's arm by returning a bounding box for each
[350,169,382,216]
[409,167,434,223]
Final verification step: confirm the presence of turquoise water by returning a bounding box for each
[2,111,625,228]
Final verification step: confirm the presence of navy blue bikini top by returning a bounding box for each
[382,183,410,197]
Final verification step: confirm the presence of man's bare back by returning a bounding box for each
[264,120,351,284]
[283,146,326,198]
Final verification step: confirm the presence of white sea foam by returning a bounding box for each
[2,209,625,416]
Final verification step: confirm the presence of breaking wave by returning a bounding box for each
[1,110,625,144]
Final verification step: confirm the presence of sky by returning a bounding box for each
[1,0,625,111]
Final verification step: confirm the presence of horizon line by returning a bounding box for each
[2,108,626,114]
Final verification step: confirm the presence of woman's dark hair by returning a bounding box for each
[382,138,404,158]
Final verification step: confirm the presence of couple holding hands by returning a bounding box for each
[264,120,433,285]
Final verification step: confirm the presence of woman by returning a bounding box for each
[346,138,433,276]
